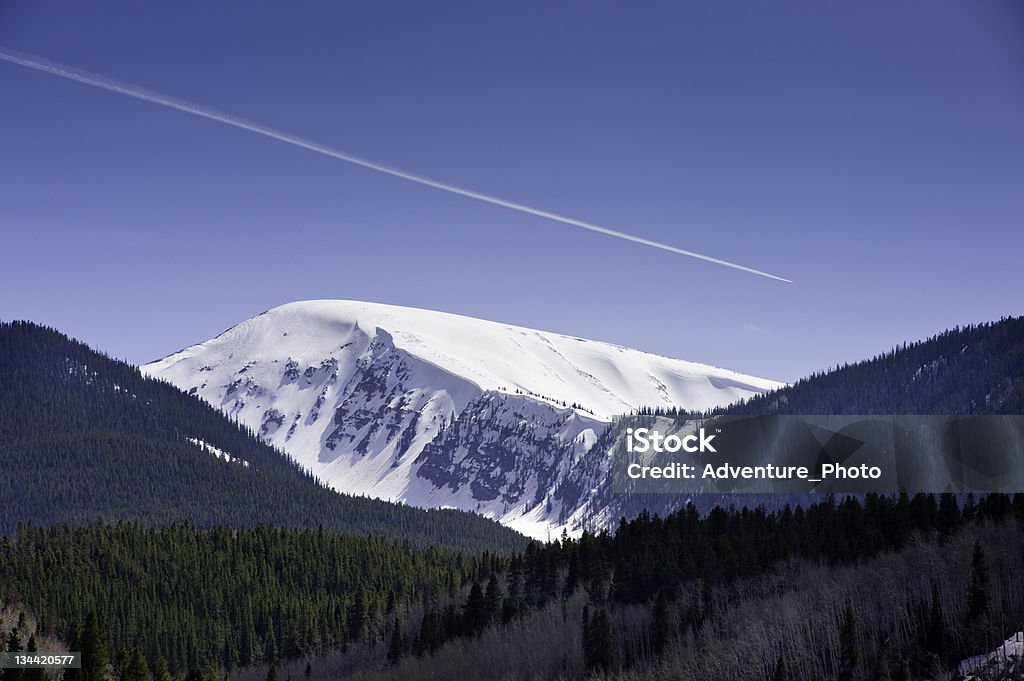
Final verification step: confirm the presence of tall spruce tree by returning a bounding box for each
[463,583,486,636]
[62,621,81,681]
[24,635,46,681]
[650,591,670,656]
[386,618,403,665]
[925,583,945,659]
[838,602,859,681]
[583,607,614,672]
[122,646,148,681]
[484,574,502,626]
[967,540,990,619]
[153,658,172,681]
[3,630,22,681]
[80,612,109,681]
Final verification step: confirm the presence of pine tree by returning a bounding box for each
[925,583,945,658]
[265,666,278,681]
[25,634,46,681]
[122,646,149,681]
[463,583,486,636]
[80,612,109,681]
[650,591,670,656]
[347,592,368,644]
[563,551,580,598]
[282,622,303,660]
[4,629,23,681]
[484,574,502,626]
[63,621,81,681]
[938,493,960,535]
[838,602,858,681]
[386,618,403,665]
[583,607,613,672]
[581,606,591,669]
[503,561,523,624]
[153,658,172,681]
[967,540,989,619]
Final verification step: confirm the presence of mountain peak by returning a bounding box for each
[143,300,782,537]
[147,299,781,419]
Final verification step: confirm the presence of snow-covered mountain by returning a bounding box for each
[143,300,782,538]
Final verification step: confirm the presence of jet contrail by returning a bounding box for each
[0,47,792,283]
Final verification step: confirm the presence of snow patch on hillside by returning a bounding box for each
[961,631,1023,680]
[187,437,249,467]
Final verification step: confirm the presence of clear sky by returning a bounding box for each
[2,1,1022,383]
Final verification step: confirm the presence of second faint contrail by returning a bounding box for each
[0,47,792,283]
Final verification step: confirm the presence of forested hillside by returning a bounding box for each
[721,316,1024,415]
[338,502,1022,681]
[2,494,1021,680]
[0,321,525,553]
[614,316,1024,531]
[0,523,487,672]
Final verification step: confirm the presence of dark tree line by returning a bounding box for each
[283,493,1024,681]
[4,492,1021,680]
[0,523,495,675]
[388,491,1023,677]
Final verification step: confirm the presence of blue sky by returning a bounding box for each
[2,1,1022,382]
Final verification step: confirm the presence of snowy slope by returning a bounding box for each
[960,631,1023,679]
[143,300,782,537]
